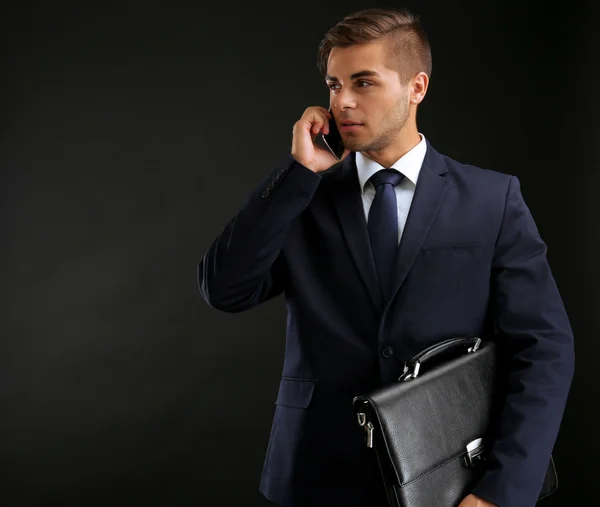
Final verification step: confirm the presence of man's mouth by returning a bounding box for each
[340,123,364,131]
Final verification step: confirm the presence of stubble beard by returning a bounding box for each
[343,94,410,153]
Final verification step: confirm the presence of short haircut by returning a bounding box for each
[317,8,432,84]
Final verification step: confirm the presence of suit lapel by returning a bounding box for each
[329,143,450,315]
[384,142,449,312]
[330,152,384,314]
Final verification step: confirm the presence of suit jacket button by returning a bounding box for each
[382,346,394,358]
[261,190,270,198]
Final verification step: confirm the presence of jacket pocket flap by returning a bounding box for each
[275,378,316,409]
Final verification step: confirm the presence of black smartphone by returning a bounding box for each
[321,108,345,160]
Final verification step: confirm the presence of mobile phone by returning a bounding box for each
[321,108,345,160]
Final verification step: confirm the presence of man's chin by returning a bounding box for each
[342,138,367,152]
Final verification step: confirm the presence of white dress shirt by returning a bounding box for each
[355,133,427,245]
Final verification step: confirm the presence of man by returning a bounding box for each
[198,8,574,507]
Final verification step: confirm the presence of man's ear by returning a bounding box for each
[411,72,429,105]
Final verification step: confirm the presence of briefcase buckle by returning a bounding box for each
[357,412,375,448]
[401,360,421,381]
[467,338,482,353]
[464,437,486,467]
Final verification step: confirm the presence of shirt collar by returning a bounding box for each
[355,133,427,194]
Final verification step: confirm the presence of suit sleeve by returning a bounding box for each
[470,176,575,507]
[197,154,321,313]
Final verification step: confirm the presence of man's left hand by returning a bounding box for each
[457,493,498,507]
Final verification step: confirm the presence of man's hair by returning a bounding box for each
[317,8,432,84]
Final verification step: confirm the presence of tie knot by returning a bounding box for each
[370,169,404,189]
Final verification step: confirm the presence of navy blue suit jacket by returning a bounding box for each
[198,141,574,507]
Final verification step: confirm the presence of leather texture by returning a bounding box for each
[353,338,558,507]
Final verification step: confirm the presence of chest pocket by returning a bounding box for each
[419,242,485,259]
[412,242,488,295]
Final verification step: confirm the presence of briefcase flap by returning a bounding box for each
[353,340,499,485]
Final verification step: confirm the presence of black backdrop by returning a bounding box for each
[2,1,597,506]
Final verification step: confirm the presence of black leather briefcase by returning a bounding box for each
[352,337,558,507]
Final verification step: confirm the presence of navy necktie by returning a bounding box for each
[367,169,404,299]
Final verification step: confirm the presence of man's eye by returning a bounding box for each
[328,81,371,90]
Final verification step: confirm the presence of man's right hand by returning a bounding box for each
[291,106,351,173]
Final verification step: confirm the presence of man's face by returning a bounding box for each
[326,40,411,152]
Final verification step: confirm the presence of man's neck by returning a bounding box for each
[361,128,421,168]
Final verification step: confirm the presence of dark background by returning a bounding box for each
[1,1,597,506]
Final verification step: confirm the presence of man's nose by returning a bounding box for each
[332,90,357,111]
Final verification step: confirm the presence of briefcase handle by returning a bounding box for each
[398,337,482,381]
